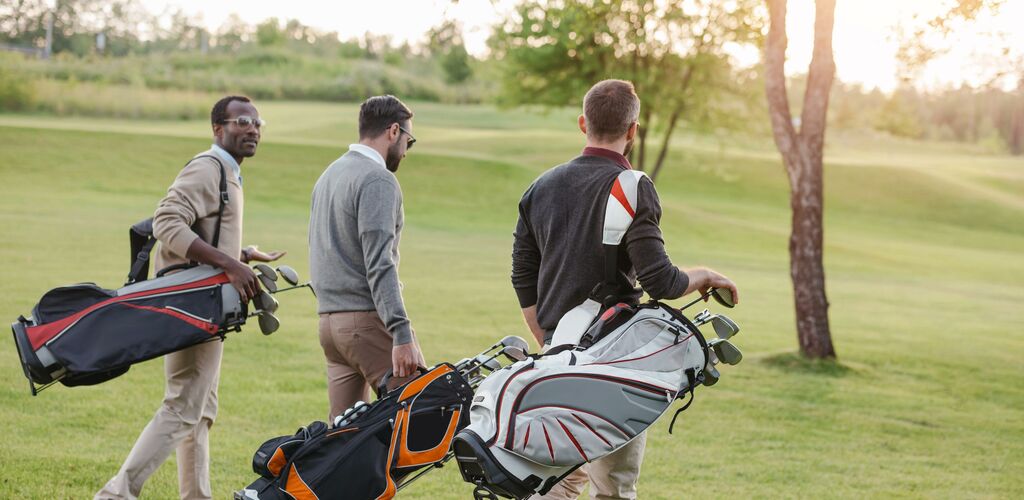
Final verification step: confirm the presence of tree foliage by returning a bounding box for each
[489,0,765,180]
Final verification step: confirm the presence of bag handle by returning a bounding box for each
[374,366,429,399]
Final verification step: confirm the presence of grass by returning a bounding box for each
[0,101,1022,499]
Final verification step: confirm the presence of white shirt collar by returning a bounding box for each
[348,144,386,169]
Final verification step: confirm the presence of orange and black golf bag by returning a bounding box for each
[237,363,475,500]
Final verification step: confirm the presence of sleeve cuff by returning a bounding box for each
[392,324,414,346]
[515,287,538,309]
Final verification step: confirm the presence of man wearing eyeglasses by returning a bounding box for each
[308,95,425,421]
[97,95,284,500]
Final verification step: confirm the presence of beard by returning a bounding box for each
[385,140,403,172]
[622,136,635,158]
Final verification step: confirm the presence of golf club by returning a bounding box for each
[276,265,300,286]
[693,309,712,325]
[708,338,742,365]
[258,311,280,335]
[499,335,530,355]
[253,264,278,293]
[679,287,736,311]
[711,314,739,339]
[271,282,315,297]
[253,290,279,314]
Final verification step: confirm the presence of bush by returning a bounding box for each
[0,54,36,111]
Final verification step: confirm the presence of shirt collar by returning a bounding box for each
[348,144,387,169]
[581,146,632,170]
[210,144,243,184]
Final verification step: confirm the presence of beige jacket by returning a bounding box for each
[153,152,244,271]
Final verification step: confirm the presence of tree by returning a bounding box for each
[764,0,837,359]
[489,0,764,181]
[427,20,473,84]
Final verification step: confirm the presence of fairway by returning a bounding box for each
[1,102,1022,499]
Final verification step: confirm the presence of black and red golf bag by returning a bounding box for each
[237,363,475,500]
[11,265,247,394]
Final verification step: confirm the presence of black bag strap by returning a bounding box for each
[588,170,645,307]
[125,154,228,284]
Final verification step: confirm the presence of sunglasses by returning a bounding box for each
[398,125,416,150]
[222,116,266,129]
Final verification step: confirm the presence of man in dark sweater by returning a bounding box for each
[511,79,738,499]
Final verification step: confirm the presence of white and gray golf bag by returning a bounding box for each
[453,299,736,498]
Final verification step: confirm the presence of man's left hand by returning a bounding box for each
[244,245,286,263]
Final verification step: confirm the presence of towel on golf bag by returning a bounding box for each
[238,363,475,500]
[453,301,709,499]
[11,265,246,393]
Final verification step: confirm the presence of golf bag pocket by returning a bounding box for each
[511,407,624,466]
[253,422,328,479]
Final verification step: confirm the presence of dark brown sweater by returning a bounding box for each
[511,149,689,343]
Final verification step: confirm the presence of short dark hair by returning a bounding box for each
[583,80,640,141]
[358,95,414,139]
[211,95,252,125]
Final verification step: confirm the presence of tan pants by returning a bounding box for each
[95,340,222,500]
[536,431,647,500]
[319,311,421,420]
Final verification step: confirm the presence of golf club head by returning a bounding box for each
[276,265,300,286]
[710,287,736,308]
[702,365,720,386]
[693,309,712,325]
[253,264,277,281]
[501,346,528,363]
[253,290,279,314]
[474,354,501,372]
[709,338,743,365]
[258,311,280,335]
[711,314,740,340]
[257,273,278,293]
[499,335,530,354]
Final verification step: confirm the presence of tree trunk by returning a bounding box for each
[765,0,836,359]
[637,107,652,170]
[649,105,682,182]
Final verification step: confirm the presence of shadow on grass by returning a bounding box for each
[758,351,856,378]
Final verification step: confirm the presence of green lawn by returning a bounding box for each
[0,102,1022,499]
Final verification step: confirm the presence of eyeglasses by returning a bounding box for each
[222,116,266,129]
[398,125,416,150]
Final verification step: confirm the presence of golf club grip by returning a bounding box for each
[375,365,429,399]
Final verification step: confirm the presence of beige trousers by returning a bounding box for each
[95,340,223,500]
[535,429,647,500]
[319,311,420,420]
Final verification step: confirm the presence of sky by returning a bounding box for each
[139,0,1024,92]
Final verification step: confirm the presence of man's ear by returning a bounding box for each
[212,123,223,140]
[626,121,638,141]
[578,115,587,135]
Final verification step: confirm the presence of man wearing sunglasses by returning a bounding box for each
[308,95,425,422]
[97,95,284,500]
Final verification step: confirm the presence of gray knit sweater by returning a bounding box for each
[309,150,412,345]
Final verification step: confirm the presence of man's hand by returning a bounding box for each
[685,267,740,305]
[244,245,286,263]
[223,259,261,302]
[392,342,423,378]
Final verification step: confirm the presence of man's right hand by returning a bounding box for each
[392,342,423,378]
[686,267,740,305]
[224,259,260,302]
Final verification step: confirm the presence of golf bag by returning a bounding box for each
[11,264,248,395]
[453,301,710,498]
[237,363,475,500]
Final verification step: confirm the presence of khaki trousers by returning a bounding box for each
[536,432,647,500]
[319,311,421,420]
[95,340,223,500]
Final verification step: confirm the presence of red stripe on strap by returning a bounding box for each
[609,179,635,218]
